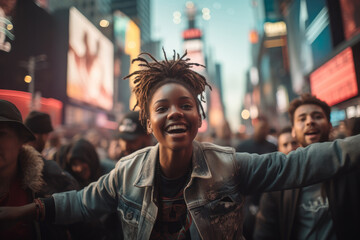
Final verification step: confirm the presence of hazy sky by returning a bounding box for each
[152,0,255,131]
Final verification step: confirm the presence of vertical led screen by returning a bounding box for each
[67,7,114,110]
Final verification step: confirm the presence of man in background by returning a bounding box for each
[254,93,360,240]
[116,111,154,159]
[277,126,299,155]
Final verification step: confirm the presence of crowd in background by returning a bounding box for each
[1,94,360,240]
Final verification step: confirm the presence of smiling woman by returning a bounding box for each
[1,51,360,240]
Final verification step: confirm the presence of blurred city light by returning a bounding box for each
[249,105,259,119]
[173,11,181,18]
[249,30,259,44]
[24,75,32,83]
[241,109,250,120]
[250,67,259,85]
[202,8,210,14]
[173,18,181,24]
[202,15,211,20]
[173,11,182,24]
[99,19,110,28]
[7,24,13,31]
[202,8,211,20]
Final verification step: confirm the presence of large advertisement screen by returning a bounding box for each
[67,7,114,110]
[310,47,358,106]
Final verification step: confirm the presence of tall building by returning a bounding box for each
[111,0,151,46]
[244,0,294,129]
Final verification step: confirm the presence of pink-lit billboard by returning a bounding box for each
[67,7,114,110]
[310,47,358,106]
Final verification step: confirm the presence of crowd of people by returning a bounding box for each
[0,50,360,240]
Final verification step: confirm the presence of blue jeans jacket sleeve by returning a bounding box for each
[235,134,360,194]
[53,170,119,224]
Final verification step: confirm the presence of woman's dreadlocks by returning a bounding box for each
[124,48,212,128]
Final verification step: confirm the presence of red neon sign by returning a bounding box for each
[182,28,202,40]
[310,47,358,106]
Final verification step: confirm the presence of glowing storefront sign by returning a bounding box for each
[310,47,358,106]
[264,21,287,37]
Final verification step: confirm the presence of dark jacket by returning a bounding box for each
[10,145,78,240]
[254,170,360,240]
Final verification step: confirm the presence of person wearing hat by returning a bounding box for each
[25,110,54,154]
[115,110,154,159]
[0,100,75,239]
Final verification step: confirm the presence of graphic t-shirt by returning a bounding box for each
[150,172,192,240]
[294,183,336,240]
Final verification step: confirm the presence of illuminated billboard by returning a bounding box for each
[310,47,358,106]
[67,7,114,110]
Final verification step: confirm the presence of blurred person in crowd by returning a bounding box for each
[107,137,122,161]
[1,52,360,240]
[236,115,277,240]
[267,127,278,146]
[85,129,108,160]
[276,126,299,155]
[43,131,63,160]
[236,115,277,154]
[25,110,54,154]
[62,138,103,189]
[213,120,234,147]
[345,117,360,137]
[85,129,115,174]
[0,100,75,239]
[116,110,154,158]
[331,120,349,140]
[24,110,79,195]
[254,93,360,240]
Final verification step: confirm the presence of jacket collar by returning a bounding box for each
[19,145,45,193]
[134,140,212,188]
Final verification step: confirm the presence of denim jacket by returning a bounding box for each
[52,135,360,240]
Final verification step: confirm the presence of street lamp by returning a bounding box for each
[19,54,47,109]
